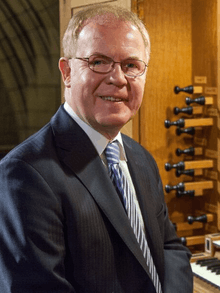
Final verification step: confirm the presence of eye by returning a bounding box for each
[123,60,140,70]
[90,57,110,66]
[93,59,104,66]
[125,62,138,68]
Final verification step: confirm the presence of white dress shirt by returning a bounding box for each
[64,102,145,229]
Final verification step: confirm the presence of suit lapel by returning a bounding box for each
[50,106,150,274]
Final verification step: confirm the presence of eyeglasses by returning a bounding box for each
[75,54,148,78]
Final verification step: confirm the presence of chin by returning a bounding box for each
[105,112,131,123]
[100,118,130,130]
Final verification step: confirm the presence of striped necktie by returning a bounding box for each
[104,140,162,293]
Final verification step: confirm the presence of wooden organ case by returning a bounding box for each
[131,0,220,291]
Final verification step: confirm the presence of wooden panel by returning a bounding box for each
[71,0,115,8]
[71,0,131,12]
[136,0,193,219]
[193,276,220,293]
[191,0,219,233]
[218,0,220,232]
[134,0,220,251]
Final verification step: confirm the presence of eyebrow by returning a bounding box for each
[91,53,142,60]
[126,56,141,60]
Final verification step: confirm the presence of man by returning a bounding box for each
[0,4,193,293]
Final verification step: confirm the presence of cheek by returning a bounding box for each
[70,71,91,100]
[131,82,145,109]
[134,96,143,112]
[72,69,102,95]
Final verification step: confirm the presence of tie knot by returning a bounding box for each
[104,141,120,165]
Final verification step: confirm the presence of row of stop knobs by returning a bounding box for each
[165,85,212,225]
[165,86,213,135]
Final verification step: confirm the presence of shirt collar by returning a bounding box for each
[64,102,127,161]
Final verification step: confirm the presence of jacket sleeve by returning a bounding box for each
[0,158,75,293]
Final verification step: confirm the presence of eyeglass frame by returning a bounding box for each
[73,54,148,78]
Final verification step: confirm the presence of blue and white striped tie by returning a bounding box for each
[104,140,162,293]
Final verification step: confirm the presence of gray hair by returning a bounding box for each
[62,4,150,64]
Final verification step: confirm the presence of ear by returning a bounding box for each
[59,57,71,88]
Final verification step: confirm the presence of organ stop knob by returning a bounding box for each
[187,214,213,224]
[174,85,193,94]
[180,236,205,246]
[176,127,195,136]
[165,118,185,128]
[166,159,213,171]
[176,190,195,198]
[176,147,195,156]
[165,118,213,128]
[165,182,185,193]
[174,85,203,94]
[176,169,194,177]
[174,106,193,115]
[165,161,185,171]
[176,147,203,156]
[185,96,206,105]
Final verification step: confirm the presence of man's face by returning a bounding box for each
[62,18,147,138]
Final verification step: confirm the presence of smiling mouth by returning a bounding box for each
[100,96,124,102]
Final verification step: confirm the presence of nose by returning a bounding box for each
[107,63,128,86]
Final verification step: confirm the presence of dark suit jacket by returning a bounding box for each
[0,105,193,293]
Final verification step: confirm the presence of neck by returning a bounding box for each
[92,126,120,141]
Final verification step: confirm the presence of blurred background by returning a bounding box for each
[0,0,60,158]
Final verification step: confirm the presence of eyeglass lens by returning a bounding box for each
[88,55,146,77]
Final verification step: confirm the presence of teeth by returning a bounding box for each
[100,96,122,102]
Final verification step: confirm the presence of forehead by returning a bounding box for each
[81,13,126,29]
[76,17,146,59]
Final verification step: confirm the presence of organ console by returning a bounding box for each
[174,85,203,94]
[165,3,219,291]
[164,117,213,128]
[169,80,218,292]
[185,96,214,106]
